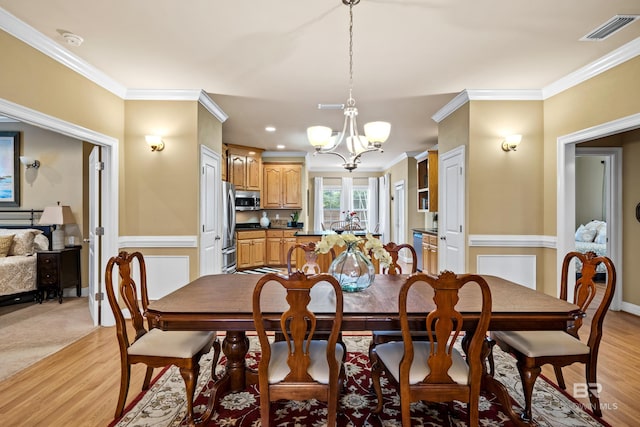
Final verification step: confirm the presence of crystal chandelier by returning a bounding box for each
[307,0,391,172]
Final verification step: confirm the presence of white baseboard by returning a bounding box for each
[620,301,640,317]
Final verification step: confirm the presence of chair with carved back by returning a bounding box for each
[104,251,221,426]
[252,271,345,427]
[370,271,492,426]
[490,251,616,420]
[368,242,419,357]
[286,241,335,276]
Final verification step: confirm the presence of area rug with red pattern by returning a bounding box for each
[110,335,610,427]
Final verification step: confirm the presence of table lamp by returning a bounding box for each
[39,203,76,250]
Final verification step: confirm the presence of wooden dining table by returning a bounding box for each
[146,273,581,426]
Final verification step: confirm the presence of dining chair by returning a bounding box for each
[252,271,345,427]
[490,251,616,420]
[286,241,335,276]
[105,251,221,426]
[370,271,492,426]
[368,242,420,357]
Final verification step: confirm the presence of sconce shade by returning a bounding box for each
[145,135,165,151]
[19,156,40,169]
[502,134,522,151]
[39,205,75,226]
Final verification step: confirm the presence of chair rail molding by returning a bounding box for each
[468,234,556,248]
[118,235,198,248]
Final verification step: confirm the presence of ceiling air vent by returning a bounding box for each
[580,15,639,41]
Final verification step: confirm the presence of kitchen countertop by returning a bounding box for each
[294,230,381,237]
[412,228,438,235]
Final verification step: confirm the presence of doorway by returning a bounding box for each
[393,181,405,244]
[0,99,119,326]
[558,112,640,311]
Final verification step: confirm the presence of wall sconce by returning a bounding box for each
[501,134,522,152]
[145,135,165,152]
[19,156,40,169]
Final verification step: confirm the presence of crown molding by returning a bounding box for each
[0,8,127,98]
[432,90,543,123]
[262,151,307,158]
[126,89,228,123]
[543,36,640,99]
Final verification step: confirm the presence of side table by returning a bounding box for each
[36,246,82,303]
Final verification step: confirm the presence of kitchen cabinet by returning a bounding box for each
[266,229,298,266]
[422,233,438,275]
[263,163,302,209]
[222,143,228,181]
[227,144,262,191]
[236,230,266,269]
[417,150,438,212]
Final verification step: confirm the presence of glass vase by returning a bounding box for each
[328,241,375,292]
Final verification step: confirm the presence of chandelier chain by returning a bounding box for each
[348,0,355,106]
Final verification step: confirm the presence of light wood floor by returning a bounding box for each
[0,290,638,426]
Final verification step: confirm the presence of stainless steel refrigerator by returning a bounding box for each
[222,181,237,274]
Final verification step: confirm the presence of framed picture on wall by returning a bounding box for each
[0,131,20,207]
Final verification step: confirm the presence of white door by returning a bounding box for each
[440,146,465,273]
[393,181,405,244]
[200,146,222,276]
[88,146,101,325]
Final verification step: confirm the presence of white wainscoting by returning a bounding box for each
[131,255,190,300]
[476,254,536,290]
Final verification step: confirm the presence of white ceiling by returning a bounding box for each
[1,0,640,171]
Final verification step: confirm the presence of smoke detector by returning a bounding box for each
[57,30,84,46]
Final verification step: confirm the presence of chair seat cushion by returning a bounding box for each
[128,328,214,358]
[375,341,469,385]
[268,340,344,384]
[492,330,590,358]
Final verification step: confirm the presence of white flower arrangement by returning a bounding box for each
[315,232,392,268]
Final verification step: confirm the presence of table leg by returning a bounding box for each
[195,330,258,425]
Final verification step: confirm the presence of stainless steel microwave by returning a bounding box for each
[235,190,260,211]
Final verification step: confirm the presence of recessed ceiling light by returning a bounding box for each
[277,145,285,149]
[265,126,276,132]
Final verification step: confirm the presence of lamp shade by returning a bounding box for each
[363,121,391,144]
[39,205,75,226]
[307,126,332,147]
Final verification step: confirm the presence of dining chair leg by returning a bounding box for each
[179,365,199,427]
[211,339,221,380]
[516,361,541,421]
[553,365,566,389]
[142,366,154,390]
[370,350,385,413]
[586,360,603,417]
[115,363,131,418]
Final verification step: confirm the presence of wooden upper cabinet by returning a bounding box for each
[417,150,438,212]
[222,143,228,182]
[226,144,262,191]
[262,163,302,209]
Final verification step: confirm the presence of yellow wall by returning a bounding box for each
[543,56,640,301]
[621,130,640,304]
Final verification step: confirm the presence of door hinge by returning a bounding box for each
[460,225,462,232]
[95,226,105,236]
[96,161,105,171]
[94,292,104,301]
